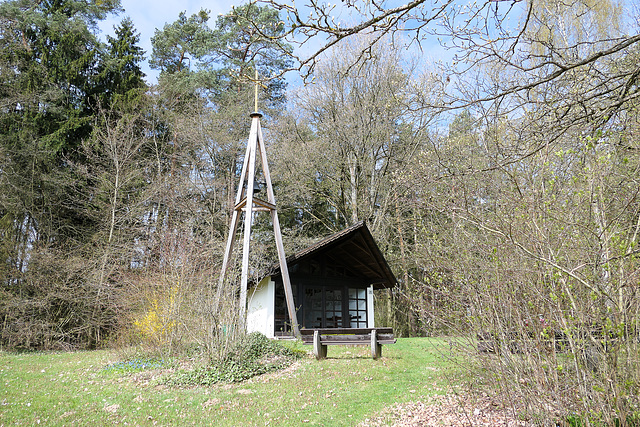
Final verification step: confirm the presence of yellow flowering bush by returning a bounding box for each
[134,285,179,345]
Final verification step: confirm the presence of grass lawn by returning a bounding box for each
[0,338,467,426]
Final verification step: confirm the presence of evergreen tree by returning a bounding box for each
[95,17,146,109]
[210,4,293,109]
[0,0,122,250]
[150,5,292,110]
[0,0,133,350]
[149,9,215,105]
[0,0,120,153]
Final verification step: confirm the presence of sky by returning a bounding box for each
[95,0,452,87]
[97,0,233,83]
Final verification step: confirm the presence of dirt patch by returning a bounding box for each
[103,403,120,414]
[361,394,534,427]
[246,360,303,384]
[128,368,175,386]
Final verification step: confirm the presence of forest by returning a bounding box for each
[1,0,639,424]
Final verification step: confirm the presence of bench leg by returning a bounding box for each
[371,329,382,359]
[313,330,327,360]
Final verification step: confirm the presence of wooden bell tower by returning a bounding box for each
[216,76,299,337]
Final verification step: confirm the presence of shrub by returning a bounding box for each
[133,284,179,347]
[166,332,304,386]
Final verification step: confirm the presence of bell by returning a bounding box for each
[252,180,262,194]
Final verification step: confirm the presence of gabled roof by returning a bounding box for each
[271,221,397,289]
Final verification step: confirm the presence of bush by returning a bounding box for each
[166,332,304,386]
[0,246,126,350]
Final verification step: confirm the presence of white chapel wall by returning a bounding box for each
[246,276,275,338]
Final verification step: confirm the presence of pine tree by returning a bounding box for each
[94,17,146,109]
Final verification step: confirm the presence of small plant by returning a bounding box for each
[103,357,167,373]
[166,332,304,386]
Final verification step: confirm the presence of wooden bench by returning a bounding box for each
[300,328,396,359]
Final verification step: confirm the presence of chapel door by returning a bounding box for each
[303,287,323,328]
[302,286,344,328]
[324,288,343,328]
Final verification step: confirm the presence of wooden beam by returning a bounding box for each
[234,197,277,212]
[256,121,300,338]
[325,247,381,278]
[239,115,260,328]
[216,121,254,304]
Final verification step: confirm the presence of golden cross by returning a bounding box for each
[254,69,259,113]
[253,69,268,113]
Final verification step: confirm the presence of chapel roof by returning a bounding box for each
[270,221,397,289]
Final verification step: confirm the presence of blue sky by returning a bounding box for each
[95,0,453,86]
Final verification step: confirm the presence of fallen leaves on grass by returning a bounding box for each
[361,394,533,427]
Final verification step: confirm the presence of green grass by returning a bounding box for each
[0,338,466,426]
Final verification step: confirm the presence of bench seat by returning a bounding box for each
[300,328,396,359]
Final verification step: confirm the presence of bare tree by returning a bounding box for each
[259,1,640,422]
[273,35,429,233]
[253,0,639,110]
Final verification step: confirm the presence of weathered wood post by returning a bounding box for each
[313,330,327,360]
[371,329,382,359]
